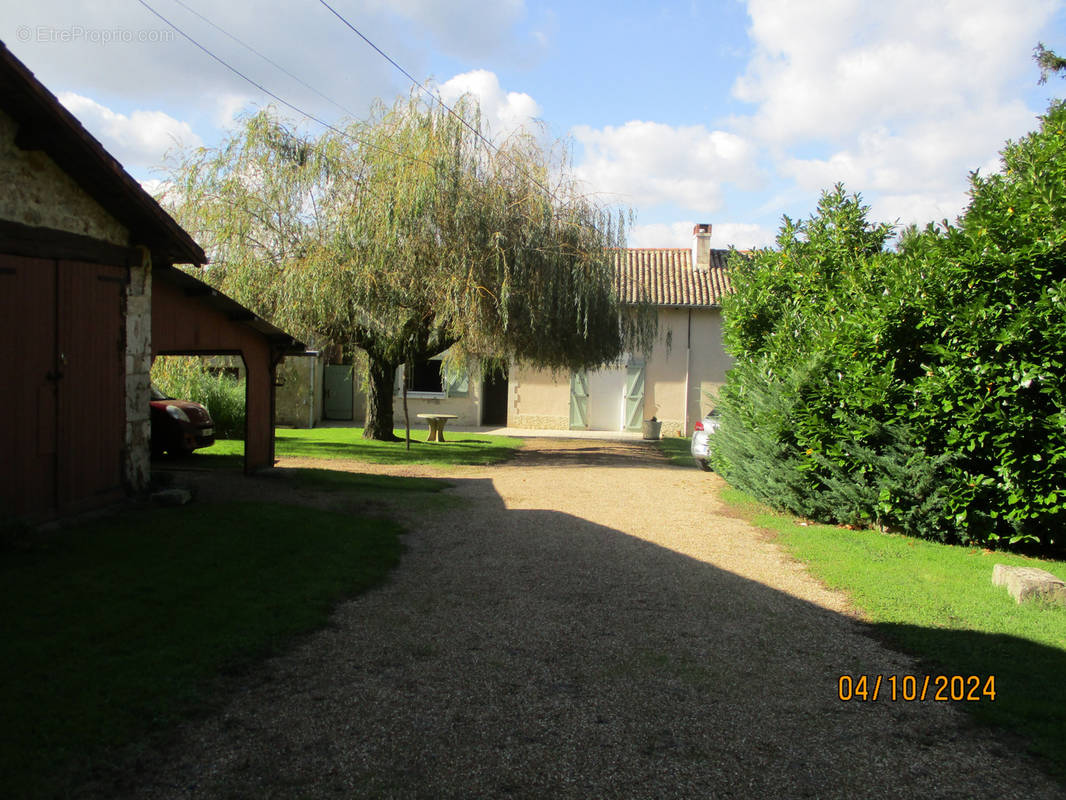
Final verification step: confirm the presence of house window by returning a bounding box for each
[396,356,469,398]
[407,359,444,393]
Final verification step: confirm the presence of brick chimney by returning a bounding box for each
[692,223,712,270]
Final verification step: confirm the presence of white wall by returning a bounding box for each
[509,307,732,436]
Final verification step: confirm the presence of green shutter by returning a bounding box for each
[444,364,468,397]
[624,364,645,431]
[569,371,589,429]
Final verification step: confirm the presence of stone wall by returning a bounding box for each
[509,366,571,429]
[511,414,569,430]
[658,419,683,438]
[0,108,129,245]
[125,254,152,492]
[399,393,481,427]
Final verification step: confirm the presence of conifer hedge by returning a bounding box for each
[713,102,1066,552]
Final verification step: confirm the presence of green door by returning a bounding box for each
[624,364,645,431]
[323,365,354,420]
[569,371,589,429]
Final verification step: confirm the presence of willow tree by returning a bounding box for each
[163,95,652,439]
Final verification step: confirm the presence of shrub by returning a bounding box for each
[713,186,910,531]
[894,101,1066,549]
[713,103,1066,553]
[151,356,246,438]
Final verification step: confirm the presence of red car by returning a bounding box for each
[150,384,215,456]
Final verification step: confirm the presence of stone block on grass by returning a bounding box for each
[992,564,1066,606]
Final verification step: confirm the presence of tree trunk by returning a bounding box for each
[363,355,401,441]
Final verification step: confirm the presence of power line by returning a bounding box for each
[138,0,333,134]
[315,0,562,204]
[135,0,433,168]
[169,0,358,119]
[316,0,437,112]
[139,0,574,216]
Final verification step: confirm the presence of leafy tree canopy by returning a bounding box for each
[1035,42,1066,84]
[713,100,1066,552]
[162,94,653,438]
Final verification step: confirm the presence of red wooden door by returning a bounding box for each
[0,255,126,516]
[56,260,126,507]
[0,255,58,515]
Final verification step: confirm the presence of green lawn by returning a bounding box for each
[0,500,409,798]
[283,466,455,499]
[655,435,695,467]
[196,426,523,468]
[720,487,1066,778]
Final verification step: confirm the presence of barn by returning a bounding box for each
[0,41,303,521]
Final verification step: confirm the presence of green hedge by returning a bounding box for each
[713,102,1066,553]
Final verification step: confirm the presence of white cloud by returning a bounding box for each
[438,70,541,141]
[723,0,1058,231]
[58,92,202,171]
[629,220,776,250]
[734,0,1057,146]
[710,222,779,250]
[778,100,1037,226]
[139,178,167,199]
[0,0,421,136]
[628,221,696,248]
[870,191,972,231]
[571,121,761,212]
[213,93,256,130]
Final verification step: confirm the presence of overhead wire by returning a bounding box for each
[169,0,359,119]
[135,0,435,168]
[314,0,563,205]
[138,0,580,217]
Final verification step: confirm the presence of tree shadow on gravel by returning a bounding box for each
[507,439,669,468]
[110,471,1066,800]
[867,623,1066,776]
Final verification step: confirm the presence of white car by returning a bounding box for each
[690,410,721,471]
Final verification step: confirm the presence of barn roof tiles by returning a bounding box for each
[614,248,733,308]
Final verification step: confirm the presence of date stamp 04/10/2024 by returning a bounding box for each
[838,674,997,702]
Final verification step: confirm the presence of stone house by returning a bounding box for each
[277,225,733,437]
[507,224,733,437]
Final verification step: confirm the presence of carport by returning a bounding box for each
[0,41,304,521]
[152,264,305,472]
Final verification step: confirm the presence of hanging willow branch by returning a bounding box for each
[161,90,654,439]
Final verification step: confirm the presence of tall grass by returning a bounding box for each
[151,356,246,438]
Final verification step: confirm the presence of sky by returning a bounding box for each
[3,0,1065,250]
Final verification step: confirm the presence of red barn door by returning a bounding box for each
[0,255,126,517]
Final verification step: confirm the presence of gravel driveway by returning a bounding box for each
[132,437,1063,799]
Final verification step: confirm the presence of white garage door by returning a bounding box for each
[586,367,627,430]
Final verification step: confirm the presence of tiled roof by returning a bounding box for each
[614,248,733,308]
